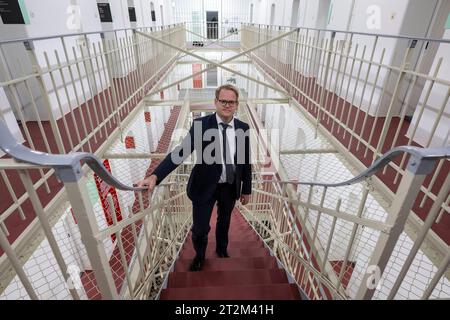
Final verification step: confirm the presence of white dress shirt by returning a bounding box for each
[216,113,236,183]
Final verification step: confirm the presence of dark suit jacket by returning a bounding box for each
[152,113,252,203]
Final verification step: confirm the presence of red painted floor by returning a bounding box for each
[330,260,356,290]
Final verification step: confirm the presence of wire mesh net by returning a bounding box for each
[262,101,450,299]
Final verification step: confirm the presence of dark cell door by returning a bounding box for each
[206,11,218,39]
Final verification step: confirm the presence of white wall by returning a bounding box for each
[250,0,430,33]
[0,0,174,123]
[313,0,441,117]
[0,87,24,157]
[247,0,330,28]
[0,0,106,121]
[20,0,75,37]
[79,0,104,32]
[326,0,354,31]
[251,0,266,24]
[0,2,41,120]
[408,28,450,147]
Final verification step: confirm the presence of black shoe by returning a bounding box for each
[189,257,204,272]
[216,250,230,258]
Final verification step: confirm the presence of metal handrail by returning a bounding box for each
[0,23,184,45]
[3,114,448,191]
[0,118,147,192]
[258,145,450,188]
[243,22,450,44]
[5,19,448,47]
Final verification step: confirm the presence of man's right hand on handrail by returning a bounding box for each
[136,174,158,193]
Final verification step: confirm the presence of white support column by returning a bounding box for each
[24,41,65,154]
[56,164,118,300]
[354,154,437,300]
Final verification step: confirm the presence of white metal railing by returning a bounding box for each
[2,103,448,300]
[0,21,449,301]
[240,145,449,299]
[241,92,450,300]
[241,24,450,221]
[0,24,186,291]
[0,114,192,299]
[241,23,450,298]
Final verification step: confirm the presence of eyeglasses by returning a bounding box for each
[217,99,239,107]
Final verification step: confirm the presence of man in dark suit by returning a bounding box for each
[137,84,252,271]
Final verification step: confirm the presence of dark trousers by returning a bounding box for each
[191,183,236,260]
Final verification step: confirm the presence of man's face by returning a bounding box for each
[214,89,238,120]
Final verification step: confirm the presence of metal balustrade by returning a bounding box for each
[1,109,448,299]
[0,104,193,299]
[0,24,186,293]
[241,23,450,298]
[242,91,450,299]
[240,148,449,299]
[0,22,449,300]
[241,24,449,225]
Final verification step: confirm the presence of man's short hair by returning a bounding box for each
[215,84,239,101]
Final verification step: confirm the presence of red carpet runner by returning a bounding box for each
[160,207,302,300]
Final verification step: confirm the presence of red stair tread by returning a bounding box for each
[160,283,301,300]
[161,209,302,300]
[174,256,279,272]
[216,232,257,239]
[178,247,271,259]
[167,269,289,288]
[183,240,263,249]
[207,228,257,235]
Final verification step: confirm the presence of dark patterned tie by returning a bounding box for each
[220,123,235,184]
